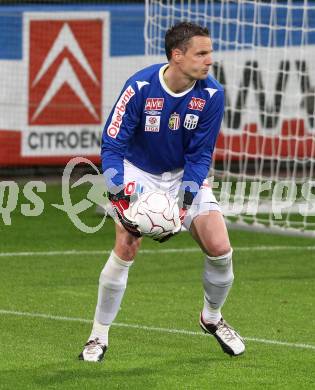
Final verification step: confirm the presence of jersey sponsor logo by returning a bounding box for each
[28,19,103,125]
[107,86,135,138]
[145,98,164,111]
[124,181,144,195]
[188,97,206,111]
[184,114,199,130]
[144,110,161,116]
[145,115,160,132]
[168,112,180,130]
[124,181,135,195]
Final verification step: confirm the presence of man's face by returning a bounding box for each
[175,36,213,80]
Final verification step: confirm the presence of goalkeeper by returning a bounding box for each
[79,21,245,362]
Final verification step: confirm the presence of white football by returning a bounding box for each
[125,191,181,239]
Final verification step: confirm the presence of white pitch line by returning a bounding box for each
[0,309,314,351]
[0,250,113,258]
[0,246,315,258]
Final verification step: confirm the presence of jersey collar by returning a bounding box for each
[159,64,196,97]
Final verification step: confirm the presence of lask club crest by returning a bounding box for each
[168,112,180,130]
[184,114,199,130]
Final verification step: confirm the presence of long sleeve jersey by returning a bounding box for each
[101,63,224,198]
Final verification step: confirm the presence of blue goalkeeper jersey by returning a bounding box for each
[101,63,224,196]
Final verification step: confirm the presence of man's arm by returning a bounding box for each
[101,82,141,192]
[101,81,142,237]
[180,90,225,200]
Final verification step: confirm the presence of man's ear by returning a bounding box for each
[171,48,183,63]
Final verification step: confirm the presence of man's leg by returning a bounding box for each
[190,211,245,356]
[190,211,232,323]
[79,223,142,362]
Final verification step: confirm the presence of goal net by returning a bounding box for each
[145,0,315,236]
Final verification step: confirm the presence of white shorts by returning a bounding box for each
[122,160,221,230]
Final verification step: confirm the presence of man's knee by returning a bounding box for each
[203,249,234,288]
[190,212,231,257]
[99,251,131,290]
[207,242,231,258]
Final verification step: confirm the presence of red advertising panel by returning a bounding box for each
[0,12,108,166]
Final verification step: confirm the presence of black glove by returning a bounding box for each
[108,190,141,238]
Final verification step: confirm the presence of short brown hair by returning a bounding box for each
[165,21,210,60]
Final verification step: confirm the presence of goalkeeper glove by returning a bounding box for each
[108,190,142,238]
[154,191,193,243]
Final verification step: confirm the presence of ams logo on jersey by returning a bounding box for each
[145,98,164,111]
[188,97,206,111]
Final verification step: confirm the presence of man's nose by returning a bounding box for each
[205,54,212,66]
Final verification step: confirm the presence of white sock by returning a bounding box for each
[202,250,234,325]
[88,320,110,346]
[202,296,221,325]
[89,250,133,346]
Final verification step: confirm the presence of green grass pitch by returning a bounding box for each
[0,184,314,389]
